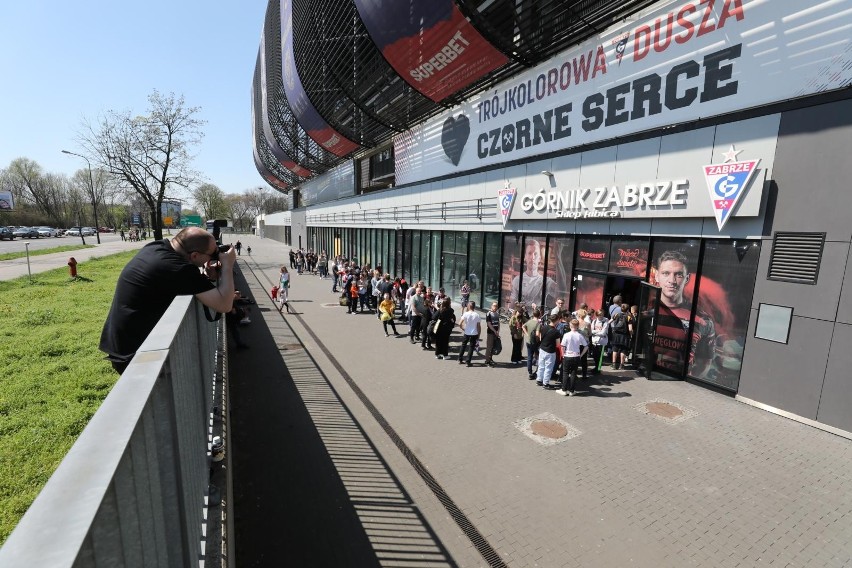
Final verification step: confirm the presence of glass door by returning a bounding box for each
[633,282,661,379]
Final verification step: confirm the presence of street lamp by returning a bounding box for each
[61,149,101,244]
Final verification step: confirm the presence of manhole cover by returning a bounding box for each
[634,399,698,424]
[530,420,569,439]
[279,343,303,351]
[514,413,581,446]
[645,402,683,419]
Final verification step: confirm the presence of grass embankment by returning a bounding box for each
[0,250,137,545]
[0,244,95,262]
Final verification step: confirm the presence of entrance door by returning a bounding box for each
[632,282,660,379]
[442,252,466,302]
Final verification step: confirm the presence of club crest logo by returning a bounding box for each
[702,145,760,230]
[498,182,516,227]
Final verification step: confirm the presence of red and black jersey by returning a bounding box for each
[653,302,716,374]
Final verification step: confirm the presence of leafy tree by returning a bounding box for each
[191,183,229,220]
[80,90,205,240]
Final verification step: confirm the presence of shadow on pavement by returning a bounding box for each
[228,268,457,567]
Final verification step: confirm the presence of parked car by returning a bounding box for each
[13,227,39,239]
[65,227,82,236]
[81,227,96,236]
[36,226,61,238]
[0,227,15,240]
[98,227,114,233]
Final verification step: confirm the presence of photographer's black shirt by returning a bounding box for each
[99,239,215,364]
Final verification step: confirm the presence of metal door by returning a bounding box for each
[632,282,661,378]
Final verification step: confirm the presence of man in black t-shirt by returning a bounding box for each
[99,227,236,374]
[535,314,561,388]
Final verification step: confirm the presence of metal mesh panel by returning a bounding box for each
[457,0,658,66]
[264,0,339,173]
[291,0,443,148]
[253,61,300,189]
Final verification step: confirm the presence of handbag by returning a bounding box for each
[492,336,503,356]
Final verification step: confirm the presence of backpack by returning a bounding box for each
[611,314,626,333]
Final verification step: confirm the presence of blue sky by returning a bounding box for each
[1,1,268,196]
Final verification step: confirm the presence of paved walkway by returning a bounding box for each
[0,237,145,280]
[226,236,852,568]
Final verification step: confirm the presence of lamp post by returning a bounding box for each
[61,150,101,244]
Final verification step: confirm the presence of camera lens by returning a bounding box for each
[218,244,231,254]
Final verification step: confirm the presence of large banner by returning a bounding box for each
[259,39,311,178]
[281,0,360,157]
[648,239,701,375]
[353,0,508,103]
[689,239,760,391]
[395,0,852,184]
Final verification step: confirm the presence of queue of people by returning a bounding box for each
[276,254,640,395]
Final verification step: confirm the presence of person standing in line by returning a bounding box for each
[609,310,631,369]
[536,314,561,389]
[278,265,292,314]
[457,301,482,367]
[557,319,589,396]
[523,308,542,379]
[433,298,456,360]
[508,305,527,365]
[409,286,426,343]
[119,229,125,242]
[484,302,501,367]
[378,292,399,337]
[589,309,609,374]
[460,280,471,307]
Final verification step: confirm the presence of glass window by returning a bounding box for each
[500,234,523,310]
[421,230,432,285]
[573,272,606,313]
[610,238,650,278]
[648,238,701,376]
[431,231,441,292]
[546,236,574,309]
[411,231,422,282]
[517,235,553,309]
[690,239,761,391]
[576,237,611,272]
[402,230,412,281]
[483,232,502,311]
[467,232,484,308]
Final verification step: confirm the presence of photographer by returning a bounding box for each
[99,227,236,374]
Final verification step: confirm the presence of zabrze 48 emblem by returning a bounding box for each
[702,145,761,230]
[498,183,516,227]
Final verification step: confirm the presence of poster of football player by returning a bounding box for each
[545,236,575,311]
[648,240,706,375]
[500,234,523,310]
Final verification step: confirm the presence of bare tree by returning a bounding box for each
[80,90,205,240]
[225,194,252,231]
[191,183,229,220]
[5,158,67,225]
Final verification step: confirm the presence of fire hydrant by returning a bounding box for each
[68,257,78,278]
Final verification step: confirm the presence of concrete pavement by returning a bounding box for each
[226,235,852,568]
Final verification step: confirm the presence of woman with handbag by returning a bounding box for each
[433,298,456,360]
[379,293,399,336]
[508,305,528,365]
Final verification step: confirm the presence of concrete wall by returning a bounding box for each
[738,98,852,433]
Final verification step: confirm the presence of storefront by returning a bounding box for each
[259,0,852,435]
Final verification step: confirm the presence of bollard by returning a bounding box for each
[68,257,78,278]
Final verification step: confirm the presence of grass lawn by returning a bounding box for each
[0,244,95,262]
[0,250,137,545]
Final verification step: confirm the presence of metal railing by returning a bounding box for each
[0,296,221,568]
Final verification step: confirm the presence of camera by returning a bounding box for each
[218,244,232,254]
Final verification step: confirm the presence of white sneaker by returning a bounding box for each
[556,390,568,396]
[239,317,251,325]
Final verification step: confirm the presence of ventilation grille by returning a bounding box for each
[767,232,825,284]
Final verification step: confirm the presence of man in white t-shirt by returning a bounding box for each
[557,319,589,396]
[457,301,482,367]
